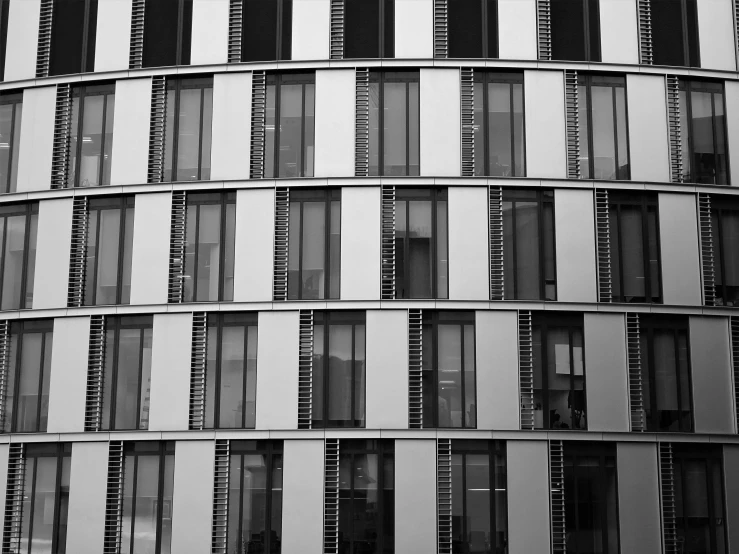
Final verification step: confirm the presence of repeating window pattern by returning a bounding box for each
[549,0,601,62]
[448,0,498,59]
[0,203,38,310]
[652,0,700,67]
[67,84,115,188]
[711,197,739,306]
[142,0,192,68]
[0,92,22,194]
[344,0,394,59]
[48,0,98,76]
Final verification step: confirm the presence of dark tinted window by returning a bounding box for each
[448,0,498,58]
[49,0,98,75]
[550,0,600,62]
[0,0,11,81]
[345,0,394,58]
[0,92,22,193]
[711,198,739,307]
[0,203,38,310]
[68,84,115,188]
[142,0,192,68]
[242,0,292,61]
[652,0,700,67]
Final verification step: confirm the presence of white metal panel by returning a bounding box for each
[210,72,251,181]
[598,0,639,64]
[66,442,109,554]
[0,444,8,547]
[583,313,629,432]
[696,0,737,71]
[394,0,433,59]
[725,445,739,553]
[617,442,661,554]
[658,193,701,306]
[476,311,519,430]
[524,70,566,178]
[291,0,330,60]
[314,69,355,178]
[282,440,324,554]
[448,187,488,300]
[341,186,380,300]
[148,313,193,432]
[395,440,437,554]
[497,0,537,60]
[129,192,172,305]
[233,188,274,302]
[726,81,739,188]
[626,74,670,183]
[47,317,90,434]
[33,198,73,310]
[170,440,215,554]
[110,78,152,186]
[690,316,735,434]
[507,440,551,554]
[255,311,299,430]
[4,0,40,81]
[190,0,229,65]
[94,0,133,72]
[366,310,407,429]
[15,86,56,193]
[554,188,597,303]
[420,68,460,177]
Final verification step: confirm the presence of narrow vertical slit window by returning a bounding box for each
[0,203,38,310]
[652,0,700,67]
[448,0,498,58]
[241,0,293,61]
[550,0,601,62]
[344,0,394,59]
[48,0,98,76]
[711,197,739,306]
[0,92,22,193]
[142,0,193,68]
[67,84,115,188]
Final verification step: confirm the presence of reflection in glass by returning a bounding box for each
[0,94,22,194]
[68,85,115,188]
[680,81,728,185]
[711,202,739,306]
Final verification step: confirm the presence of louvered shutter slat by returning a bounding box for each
[297,310,314,429]
[273,187,290,301]
[595,190,613,303]
[51,84,73,190]
[68,197,89,307]
[667,76,683,183]
[148,76,167,184]
[698,193,716,306]
[433,0,448,59]
[637,0,653,65]
[731,318,739,434]
[489,186,504,300]
[36,0,53,77]
[228,0,243,64]
[129,0,145,69]
[3,444,25,553]
[549,440,566,554]
[537,0,551,61]
[189,313,208,430]
[250,71,267,179]
[408,309,423,428]
[103,441,124,554]
[0,321,11,431]
[436,438,452,553]
[460,69,474,177]
[380,185,396,300]
[330,0,344,60]
[212,439,230,554]
[518,310,535,430]
[626,313,645,432]
[323,439,340,554]
[565,70,581,179]
[659,443,678,554]
[355,68,370,177]
[168,191,187,304]
[85,315,106,432]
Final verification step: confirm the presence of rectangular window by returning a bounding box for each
[121,441,175,554]
[49,0,98,76]
[550,0,601,62]
[473,72,525,177]
[369,71,419,176]
[345,0,394,59]
[287,189,340,300]
[578,75,630,180]
[265,73,315,178]
[242,0,292,62]
[227,441,283,553]
[673,445,727,553]
[532,313,586,430]
[711,197,739,307]
[502,189,556,300]
[163,77,213,182]
[422,311,476,429]
[652,0,700,67]
[142,0,192,68]
[183,192,236,302]
[563,442,619,554]
[0,0,9,81]
[680,80,728,185]
[451,440,507,553]
[0,203,38,310]
[101,316,153,431]
[395,188,447,299]
[639,316,692,432]
[84,196,134,306]
[67,84,115,188]
[4,319,53,433]
[204,313,258,429]
[339,440,394,553]
[608,192,661,303]
[448,0,498,58]
[312,311,366,429]
[20,444,72,554]
[0,92,22,193]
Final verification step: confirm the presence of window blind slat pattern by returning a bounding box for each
[129,0,145,69]
[380,184,396,300]
[626,313,645,432]
[549,440,566,554]
[323,438,340,554]
[2,443,25,553]
[298,309,314,430]
[667,75,683,183]
[489,185,504,301]
[434,0,448,59]
[518,310,534,430]
[355,68,369,177]
[103,441,124,554]
[148,76,167,184]
[637,0,653,65]
[537,0,551,61]
[168,191,187,304]
[51,83,72,190]
[565,70,581,179]
[732,317,739,434]
[461,68,474,177]
[0,321,10,431]
[189,312,208,431]
[212,439,230,554]
[659,442,678,554]
[436,438,452,554]
[85,314,106,432]
[273,187,290,302]
[408,308,423,428]
[67,196,89,308]
[227,0,243,64]
[250,71,266,179]
[36,0,53,78]
[698,193,715,306]
[330,0,344,60]
[595,189,613,303]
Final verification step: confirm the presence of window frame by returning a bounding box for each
[0,92,22,194]
[241,0,292,62]
[652,0,700,68]
[142,0,192,68]
[344,0,395,59]
[711,197,739,306]
[0,202,38,310]
[447,0,498,59]
[550,0,601,62]
[68,83,115,188]
[0,0,9,82]
[48,0,98,76]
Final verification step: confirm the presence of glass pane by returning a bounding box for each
[139,328,153,430]
[41,331,52,433]
[619,206,646,301]
[516,202,541,299]
[183,204,197,302]
[120,455,135,554]
[114,329,142,430]
[437,200,448,299]
[720,210,739,305]
[83,210,99,305]
[223,203,236,302]
[163,89,175,182]
[196,204,221,302]
[121,207,135,304]
[451,454,464,547]
[532,327,543,429]
[466,454,491,553]
[67,96,81,186]
[245,326,257,428]
[302,202,326,300]
[653,330,679,431]
[713,91,727,185]
[384,83,408,176]
[463,324,476,428]
[287,201,301,299]
[0,104,12,193]
[690,90,717,184]
[79,95,105,187]
[176,88,203,181]
[219,326,245,428]
[227,456,241,553]
[680,89,691,182]
[95,209,122,305]
[304,84,315,177]
[329,200,341,299]
[58,455,71,554]
[24,214,38,309]
[591,85,617,180]
[101,329,115,430]
[102,94,115,186]
[408,82,420,176]
[131,456,160,554]
[17,333,43,432]
[473,82,484,176]
[328,325,353,425]
[278,84,304,178]
[512,83,525,176]
[677,331,691,431]
[615,87,629,179]
[160,454,175,554]
[352,454,379,551]
[647,208,660,301]
[408,201,432,298]
[488,82,513,176]
[354,325,366,426]
[369,82,380,176]
[205,325,218,429]
[579,84,591,179]
[265,84,276,178]
[438,325,462,428]
[20,457,34,551]
[2,215,26,310]
[200,87,213,181]
[30,457,58,553]
[243,454,268,549]
[547,328,572,429]
[395,200,407,298]
[312,324,325,425]
[572,329,586,430]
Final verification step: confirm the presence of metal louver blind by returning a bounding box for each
[212,439,230,554]
[659,442,678,554]
[36,0,53,78]
[168,191,187,304]
[537,0,552,61]
[330,0,344,60]
[2,443,25,553]
[595,190,613,303]
[461,69,475,177]
[380,185,396,300]
[85,315,107,432]
[68,197,89,308]
[189,312,208,431]
[323,438,340,554]
[250,71,267,180]
[626,313,645,432]
[104,441,125,554]
[518,310,535,430]
[148,76,167,184]
[408,309,423,428]
[433,0,448,59]
[565,70,581,180]
[667,76,683,184]
[437,438,452,554]
[51,84,73,190]
[355,68,370,177]
[549,440,566,554]
[732,317,739,434]
[637,0,653,65]
[489,186,504,300]
[698,193,716,306]
[227,0,243,64]
[273,187,290,301]
[298,310,314,430]
[0,321,11,432]
[129,0,145,69]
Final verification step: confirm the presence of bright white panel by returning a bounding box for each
[33,198,73,309]
[190,0,229,65]
[129,192,172,305]
[658,193,701,306]
[525,70,566,178]
[0,445,7,546]
[291,0,330,60]
[256,311,299,430]
[617,442,661,554]
[726,81,739,188]
[314,69,355,178]
[555,189,597,302]
[282,440,324,554]
[697,0,736,71]
[171,440,215,554]
[233,188,274,302]
[598,0,638,64]
[725,446,739,552]
[420,68,460,176]
[149,313,193,432]
[394,0,433,58]
[366,310,408,429]
[211,72,251,181]
[449,187,488,300]
[94,0,133,72]
[476,311,519,430]
[4,0,40,81]
[507,441,550,554]
[627,74,670,182]
[47,317,90,434]
[16,86,56,193]
[66,442,108,554]
[341,187,380,300]
[395,440,437,553]
[497,0,537,60]
[110,78,152,186]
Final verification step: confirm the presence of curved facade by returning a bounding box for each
[0,0,738,553]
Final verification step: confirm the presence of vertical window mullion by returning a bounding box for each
[274,77,282,176]
[74,91,86,187]
[197,88,205,180]
[640,200,652,301]
[19,211,30,309]
[154,449,165,554]
[175,0,184,65]
[35,333,47,431]
[431,193,437,298]
[241,324,248,427]
[276,0,283,59]
[116,203,126,304]
[611,86,620,177]
[218,199,226,301]
[51,451,64,553]
[680,0,690,66]
[192,204,201,301]
[323,193,330,299]
[214,320,223,428]
[135,328,145,429]
[91,210,102,305]
[710,92,719,183]
[350,323,356,425]
[236,453,245,550]
[11,324,23,431]
[297,200,304,300]
[26,458,39,551]
[98,94,108,185]
[128,456,139,554]
[538,194,546,299]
